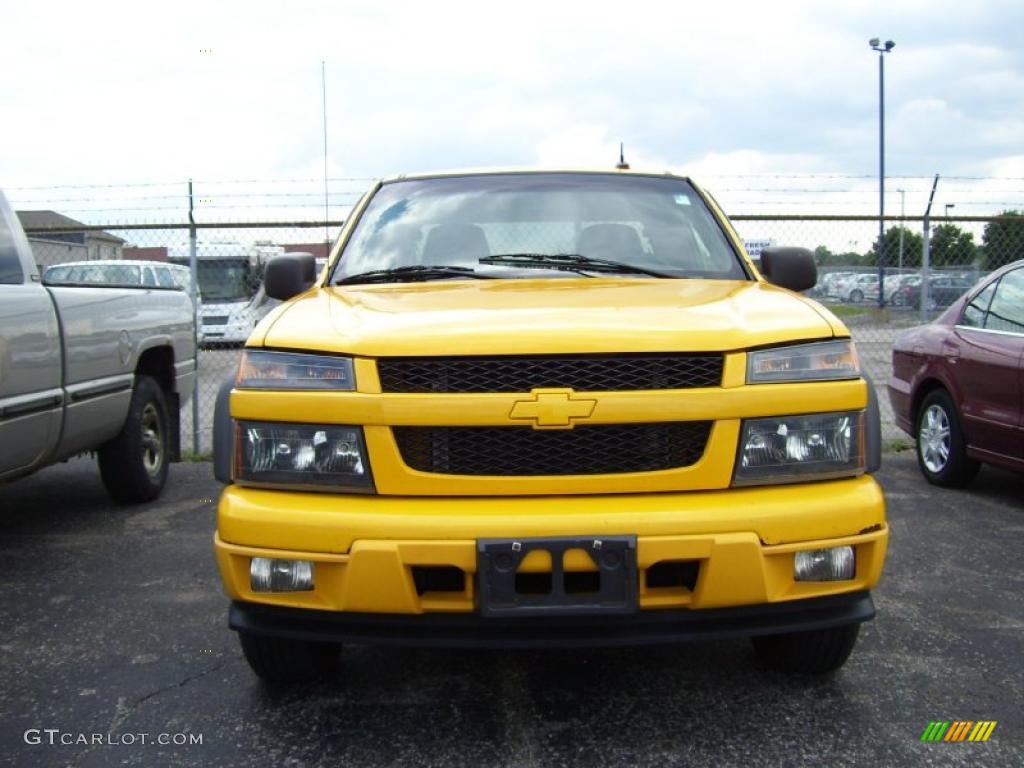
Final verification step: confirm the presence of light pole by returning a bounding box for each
[944,203,955,218]
[897,188,905,273]
[870,37,895,307]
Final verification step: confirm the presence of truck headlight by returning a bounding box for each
[747,340,859,383]
[732,411,864,486]
[235,421,374,491]
[237,350,355,390]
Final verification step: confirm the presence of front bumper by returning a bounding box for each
[215,476,888,619]
[229,591,876,649]
[200,324,251,344]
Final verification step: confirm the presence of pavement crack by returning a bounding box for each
[109,660,228,732]
[65,662,228,768]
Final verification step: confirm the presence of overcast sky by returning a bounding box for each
[4,0,1023,222]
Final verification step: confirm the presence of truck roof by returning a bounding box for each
[49,259,192,270]
[382,167,696,184]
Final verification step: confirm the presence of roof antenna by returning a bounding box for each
[616,142,630,170]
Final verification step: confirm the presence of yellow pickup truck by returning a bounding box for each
[212,169,887,682]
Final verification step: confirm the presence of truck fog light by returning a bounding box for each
[794,547,855,581]
[250,557,314,592]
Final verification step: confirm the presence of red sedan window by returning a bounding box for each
[961,282,996,328]
[985,268,1024,334]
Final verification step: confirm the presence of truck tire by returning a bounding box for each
[915,389,980,488]
[751,623,860,674]
[98,375,169,503]
[239,631,341,683]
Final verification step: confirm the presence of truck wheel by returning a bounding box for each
[751,624,860,674]
[239,631,341,683]
[916,389,979,488]
[98,375,170,503]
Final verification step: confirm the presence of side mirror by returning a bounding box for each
[759,246,817,293]
[263,252,316,301]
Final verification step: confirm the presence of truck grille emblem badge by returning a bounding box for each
[508,389,597,429]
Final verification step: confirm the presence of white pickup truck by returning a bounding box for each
[0,190,196,502]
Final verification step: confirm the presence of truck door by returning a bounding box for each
[0,216,62,478]
[955,268,1024,459]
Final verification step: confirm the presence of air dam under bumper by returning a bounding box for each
[229,592,876,649]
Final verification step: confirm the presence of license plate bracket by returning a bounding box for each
[477,536,637,617]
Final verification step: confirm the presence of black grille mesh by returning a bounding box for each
[393,422,712,476]
[377,354,723,393]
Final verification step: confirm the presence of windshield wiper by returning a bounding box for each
[335,265,492,285]
[480,253,673,279]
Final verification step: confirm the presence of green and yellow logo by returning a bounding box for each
[921,721,997,742]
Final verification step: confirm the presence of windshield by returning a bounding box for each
[331,173,746,283]
[195,261,257,302]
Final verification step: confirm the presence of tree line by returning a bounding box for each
[814,211,1023,270]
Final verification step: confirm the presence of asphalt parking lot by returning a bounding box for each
[1,453,1020,767]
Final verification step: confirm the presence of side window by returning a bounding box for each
[0,212,25,284]
[985,268,1024,334]
[142,267,158,287]
[113,265,140,284]
[961,281,996,328]
[155,267,176,288]
[170,267,192,291]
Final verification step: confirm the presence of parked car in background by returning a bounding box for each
[889,259,1024,486]
[46,259,204,342]
[821,271,858,300]
[44,259,198,297]
[1,191,197,502]
[894,275,975,311]
[168,246,305,346]
[837,273,880,303]
[885,274,919,305]
[805,270,840,299]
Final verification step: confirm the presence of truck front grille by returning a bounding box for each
[393,422,712,476]
[377,354,724,393]
[203,315,230,325]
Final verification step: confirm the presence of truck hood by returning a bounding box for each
[255,278,840,356]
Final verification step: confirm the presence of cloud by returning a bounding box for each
[2,0,1022,223]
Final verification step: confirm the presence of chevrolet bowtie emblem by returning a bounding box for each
[509,389,597,429]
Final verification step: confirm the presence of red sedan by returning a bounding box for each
[889,260,1024,486]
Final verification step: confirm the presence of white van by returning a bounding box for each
[44,259,200,297]
[44,259,204,340]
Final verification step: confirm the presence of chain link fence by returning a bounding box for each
[22,213,1024,451]
[734,213,1022,443]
